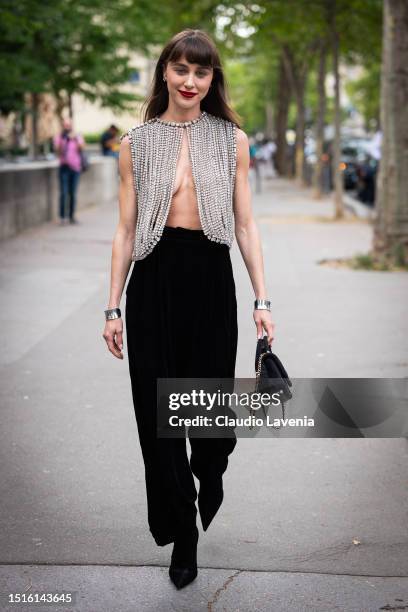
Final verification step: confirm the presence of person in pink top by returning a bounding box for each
[53,118,85,225]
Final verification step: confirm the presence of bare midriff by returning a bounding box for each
[165,129,203,230]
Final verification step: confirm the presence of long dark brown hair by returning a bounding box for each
[142,29,242,128]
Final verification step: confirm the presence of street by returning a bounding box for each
[0,177,407,611]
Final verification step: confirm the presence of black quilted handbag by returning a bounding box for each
[251,335,293,429]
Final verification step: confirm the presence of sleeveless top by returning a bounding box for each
[121,110,237,261]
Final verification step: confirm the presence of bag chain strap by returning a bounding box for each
[251,350,285,430]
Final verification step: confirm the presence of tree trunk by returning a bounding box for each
[330,2,344,218]
[68,92,74,120]
[29,92,40,160]
[313,40,328,199]
[274,54,291,176]
[294,76,306,185]
[373,0,408,265]
[282,48,308,185]
[12,112,23,150]
[55,93,66,126]
[265,99,274,140]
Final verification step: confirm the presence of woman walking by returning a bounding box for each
[102,29,274,589]
[53,118,85,225]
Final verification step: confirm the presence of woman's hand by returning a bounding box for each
[253,308,275,347]
[103,318,124,359]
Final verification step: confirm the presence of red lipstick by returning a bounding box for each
[178,90,197,98]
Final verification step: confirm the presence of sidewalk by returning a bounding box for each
[0,177,407,611]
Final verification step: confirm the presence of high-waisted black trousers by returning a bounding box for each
[125,225,238,546]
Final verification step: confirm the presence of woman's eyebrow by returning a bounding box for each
[172,62,211,69]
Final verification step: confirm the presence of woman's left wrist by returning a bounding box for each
[254,298,271,311]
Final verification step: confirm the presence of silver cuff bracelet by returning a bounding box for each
[105,307,121,321]
[254,299,271,311]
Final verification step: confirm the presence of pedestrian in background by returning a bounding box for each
[53,118,85,225]
[249,136,261,193]
[260,138,277,179]
[100,124,120,158]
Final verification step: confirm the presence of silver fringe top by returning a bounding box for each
[121,110,237,261]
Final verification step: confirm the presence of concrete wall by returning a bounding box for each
[0,157,119,241]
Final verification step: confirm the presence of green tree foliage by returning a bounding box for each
[227,51,281,133]
[345,62,381,130]
[0,0,167,117]
[216,0,382,130]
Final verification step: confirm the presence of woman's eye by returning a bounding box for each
[175,69,207,77]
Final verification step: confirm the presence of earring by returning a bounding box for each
[163,76,166,82]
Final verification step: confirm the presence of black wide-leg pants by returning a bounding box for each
[125,225,238,546]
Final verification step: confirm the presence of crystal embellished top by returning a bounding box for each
[121,110,237,261]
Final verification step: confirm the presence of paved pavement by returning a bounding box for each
[0,177,407,611]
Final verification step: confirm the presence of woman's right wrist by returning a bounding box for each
[105,307,121,321]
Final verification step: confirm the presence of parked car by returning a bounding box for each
[339,139,374,190]
[304,135,379,200]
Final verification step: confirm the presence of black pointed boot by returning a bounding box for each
[169,524,199,589]
[198,475,224,531]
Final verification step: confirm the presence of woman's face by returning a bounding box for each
[163,55,213,109]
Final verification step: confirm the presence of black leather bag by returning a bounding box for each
[251,336,293,429]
